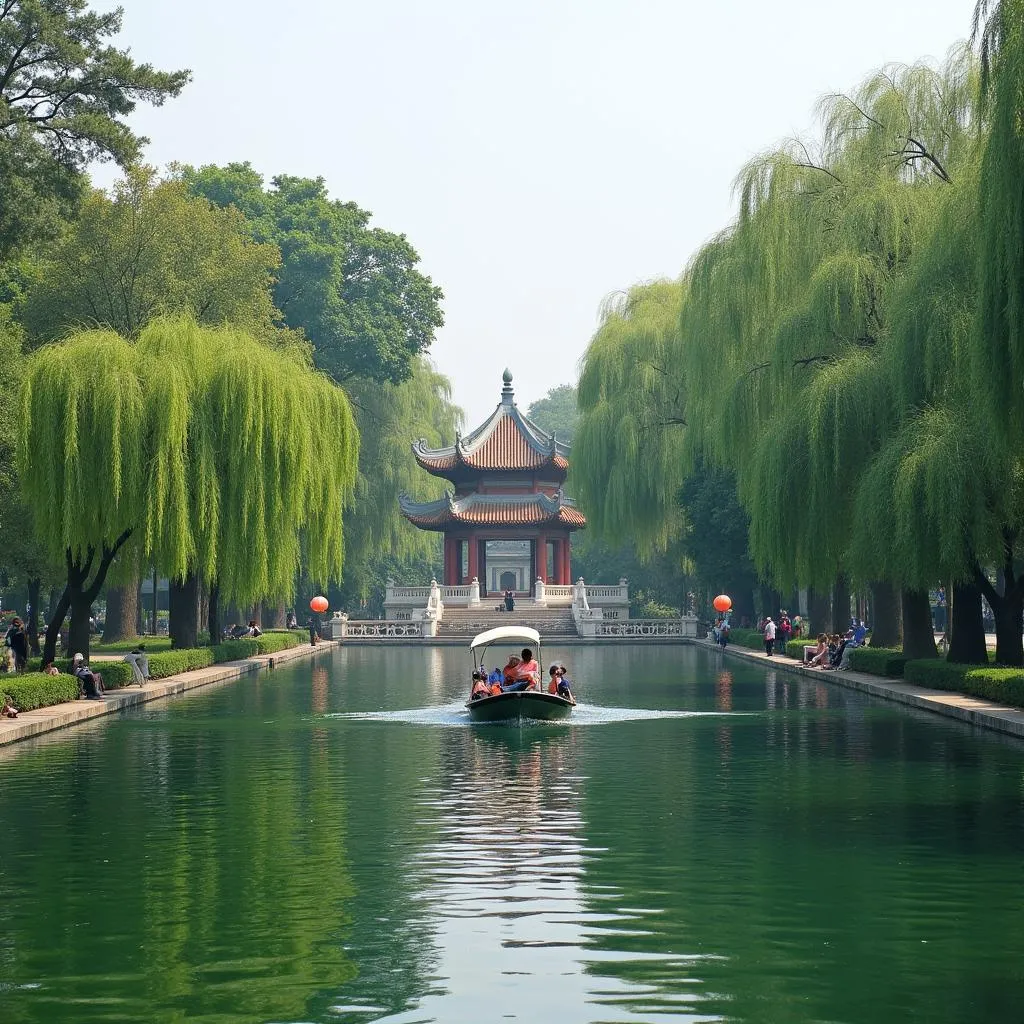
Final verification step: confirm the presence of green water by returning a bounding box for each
[2,644,1024,1023]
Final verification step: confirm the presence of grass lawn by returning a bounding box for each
[92,636,174,653]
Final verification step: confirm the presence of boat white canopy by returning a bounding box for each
[469,626,541,651]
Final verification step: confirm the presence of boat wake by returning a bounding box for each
[325,702,746,727]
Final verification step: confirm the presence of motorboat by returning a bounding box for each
[465,625,575,723]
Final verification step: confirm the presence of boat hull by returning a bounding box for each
[466,690,574,723]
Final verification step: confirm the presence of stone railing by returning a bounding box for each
[581,616,699,639]
[388,586,432,600]
[343,620,423,639]
[586,585,629,600]
[442,585,473,600]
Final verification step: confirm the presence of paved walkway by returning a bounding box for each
[0,641,335,748]
[703,639,1024,740]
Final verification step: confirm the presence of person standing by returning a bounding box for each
[4,617,28,673]
[763,616,777,657]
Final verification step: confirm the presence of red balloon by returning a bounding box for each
[310,595,329,613]
[713,594,732,613]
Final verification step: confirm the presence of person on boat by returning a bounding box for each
[502,654,521,684]
[547,664,561,694]
[470,672,489,700]
[487,666,504,686]
[505,648,539,691]
[556,665,576,703]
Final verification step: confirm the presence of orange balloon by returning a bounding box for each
[310,595,329,613]
[713,594,732,613]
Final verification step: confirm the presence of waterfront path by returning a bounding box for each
[703,638,1024,740]
[0,641,335,748]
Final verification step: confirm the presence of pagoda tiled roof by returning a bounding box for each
[399,490,586,530]
[412,370,571,478]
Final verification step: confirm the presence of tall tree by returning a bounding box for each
[527,384,578,443]
[182,162,444,385]
[19,319,360,660]
[0,1,189,259]
[21,169,282,343]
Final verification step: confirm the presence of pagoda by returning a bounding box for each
[399,369,586,594]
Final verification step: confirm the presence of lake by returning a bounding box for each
[1,643,1023,1023]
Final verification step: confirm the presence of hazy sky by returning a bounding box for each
[102,0,974,425]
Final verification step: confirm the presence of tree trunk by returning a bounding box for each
[901,588,937,660]
[992,593,1024,667]
[168,574,200,649]
[136,579,145,634]
[67,592,94,659]
[261,601,286,629]
[948,582,988,665]
[208,583,221,644]
[973,542,1024,667]
[831,575,851,634]
[43,532,132,665]
[808,586,831,638]
[26,576,41,655]
[103,577,139,643]
[868,581,900,648]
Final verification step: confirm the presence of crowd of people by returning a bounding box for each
[469,647,575,703]
[802,622,869,670]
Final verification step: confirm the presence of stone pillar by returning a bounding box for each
[469,576,481,607]
[535,576,546,604]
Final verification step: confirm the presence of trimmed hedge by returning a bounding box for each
[848,647,907,678]
[45,658,137,689]
[147,648,216,679]
[728,628,764,651]
[902,659,1024,707]
[1,672,80,710]
[785,638,812,659]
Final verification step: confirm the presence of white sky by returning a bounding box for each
[102,0,974,425]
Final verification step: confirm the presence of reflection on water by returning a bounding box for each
[2,644,1024,1024]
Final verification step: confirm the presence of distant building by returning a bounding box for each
[400,369,586,594]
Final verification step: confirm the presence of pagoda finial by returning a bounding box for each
[501,368,514,404]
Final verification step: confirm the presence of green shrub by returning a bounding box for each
[147,648,216,679]
[255,631,300,655]
[1,672,80,710]
[41,658,137,688]
[728,628,764,650]
[849,647,907,678]
[212,638,260,662]
[904,659,1024,707]
[785,638,811,659]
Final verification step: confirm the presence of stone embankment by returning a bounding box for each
[704,638,1024,740]
[0,641,335,749]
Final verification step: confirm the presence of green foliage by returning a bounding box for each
[848,647,907,678]
[0,1,188,259]
[211,631,300,663]
[41,659,136,687]
[93,636,173,653]
[574,280,688,557]
[1,672,78,710]
[146,649,215,679]
[526,385,578,443]
[22,169,282,343]
[182,162,444,385]
[728,628,765,651]
[785,639,809,659]
[19,318,361,618]
[904,659,1024,707]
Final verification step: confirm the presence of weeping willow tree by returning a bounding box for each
[677,51,976,639]
[337,358,462,608]
[20,318,359,658]
[573,279,688,559]
[20,332,149,661]
[136,318,359,645]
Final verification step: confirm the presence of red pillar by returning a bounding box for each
[561,536,572,585]
[468,532,479,581]
[444,535,455,585]
[536,531,547,584]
